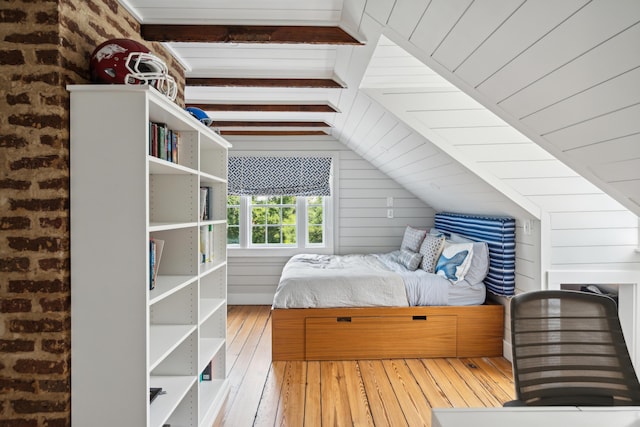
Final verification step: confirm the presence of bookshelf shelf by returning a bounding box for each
[200,259,226,276]
[199,379,228,425]
[149,221,198,232]
[150,375,197,427]
[200,338,225,368]
[200,298,225,324]
[200,171,227,184]
[70,85,230,427]
[150,275,198,305]
[149,324,197,370]
[149,156,197,175]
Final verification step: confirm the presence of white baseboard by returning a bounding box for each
[228,293,274,305]
[503,339,512,363]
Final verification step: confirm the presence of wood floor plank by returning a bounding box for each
[359,360,407,427]
[405,359,452,409]
[274,361,307,426]
[253,361,287,426]
[446,358,504,406]
[341,361,375,426]
[216,306,270,426]
[487,355,515,378]
[461,358,514,403]
[304,361,322,427]
[416,358,471,407]
[227,305,262,367]
[226,305,249,344]
[470,357,515,399]
[382,359,432,427]
[215,309,273,427]
[321,361,354,426]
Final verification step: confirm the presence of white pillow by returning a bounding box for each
[435,242,474,284]
[400,226,427,252]
[398,249,423,271]
[464,241,490,284]
[418,234,445,273]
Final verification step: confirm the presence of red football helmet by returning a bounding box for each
[90,38,177,101]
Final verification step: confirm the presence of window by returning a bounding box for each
[227,195,330,252]
[226,154,334,255]
[250,195,297,246]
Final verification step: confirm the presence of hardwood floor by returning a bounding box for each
[214,305,515,427]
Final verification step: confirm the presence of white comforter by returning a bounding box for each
[272,251,475,309]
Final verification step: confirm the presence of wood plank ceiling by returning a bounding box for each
[118,0,640,218]
[119,0,357,136]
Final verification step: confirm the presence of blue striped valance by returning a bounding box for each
[228,156,332,196]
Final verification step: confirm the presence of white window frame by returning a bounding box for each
[228,195,333,257]
[227,152,336,257]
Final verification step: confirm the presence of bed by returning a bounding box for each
[271,212,515,361]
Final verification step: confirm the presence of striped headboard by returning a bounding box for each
[434,212,516,297]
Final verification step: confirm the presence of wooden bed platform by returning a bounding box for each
[271,302,504,361]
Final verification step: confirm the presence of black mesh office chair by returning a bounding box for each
[506,290,640,406]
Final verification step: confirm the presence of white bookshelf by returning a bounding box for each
[69,85,230,427]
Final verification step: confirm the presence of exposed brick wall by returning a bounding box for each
[0,1,185,425]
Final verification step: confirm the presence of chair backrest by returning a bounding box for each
[510,290,640,406]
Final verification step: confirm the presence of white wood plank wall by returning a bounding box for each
[339,0,640,283]
[226,135,434,304]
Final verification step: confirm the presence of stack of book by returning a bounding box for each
[149,121,180,163]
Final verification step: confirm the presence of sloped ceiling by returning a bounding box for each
[119,0,640,219]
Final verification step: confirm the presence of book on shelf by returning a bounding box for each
[148,121,180,164]
[199,225,214,264]
[150,387,165,403]
[149,238,165,290]
[200,361,212,382]
[199,186,210,220]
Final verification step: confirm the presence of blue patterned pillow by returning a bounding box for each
[435,242,474,284]
[398,249,423,271]
[400,226,427,252]
[418,234,445,273]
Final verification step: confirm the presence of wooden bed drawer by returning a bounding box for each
[305,315,457,360]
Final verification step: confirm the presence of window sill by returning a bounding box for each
[228,246,333,258]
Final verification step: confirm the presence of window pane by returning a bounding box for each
[307,206,323,225]
[227,195,240,205]
[227,207,240,226]
[282,207,296,224]
[283,226,296,244]
[252,196,267,205]
[307,196,322,205]
[267,196,281,204]
[282,195,296,205]
[308,226,323,244]
[267,207,281,225]
[252,207,266,225]
[267,226,281,244]
[227,226,239,244]
[252,226,265,244]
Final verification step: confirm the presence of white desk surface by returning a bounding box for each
[432,407,640,427]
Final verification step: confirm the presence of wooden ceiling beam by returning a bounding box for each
[186,77,344,88]
[211,121,330,128]
[220,130,328,136]
[142,25,362,44]
[187,103,337,113]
